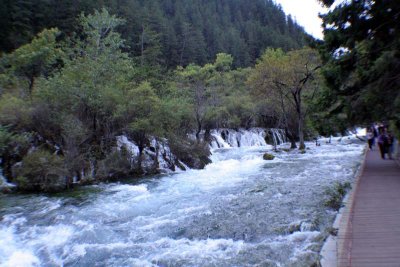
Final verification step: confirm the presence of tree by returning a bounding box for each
[115,81,164,171]
[248,48,321,149]
[318,0,400,127]
[0,0,309,69]
[0,28,63,97]
[176,53,236,140]
[35,8,133,176]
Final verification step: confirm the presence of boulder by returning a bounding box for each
[263,153,275,160]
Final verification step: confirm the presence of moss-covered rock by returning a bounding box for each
[169,138,211,169]
[96,148,134,181]
[263,153,275,160]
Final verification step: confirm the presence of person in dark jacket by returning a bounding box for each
[387,131,394,160]
[377,129,389,159]
[367,128,375,150]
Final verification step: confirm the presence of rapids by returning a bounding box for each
[0,135,365,267]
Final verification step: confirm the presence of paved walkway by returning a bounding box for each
[338,148,400,267]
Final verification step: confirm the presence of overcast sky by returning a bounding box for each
[273,0,327,40]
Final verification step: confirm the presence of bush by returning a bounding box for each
[324,182,352,210]
[0,94,32,129]
[96,148,135,180]
[13,149,68,192]
[0,126,32,178]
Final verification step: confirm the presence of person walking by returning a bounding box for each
[367,128,375,150]
[387,131,394,159]
[377,129,388,159]
[372,124,378,147]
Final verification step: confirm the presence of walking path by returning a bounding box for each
[337,148,400,267]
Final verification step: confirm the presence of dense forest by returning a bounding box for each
[0,0,308,68]
[0,0,317,192]
[1,0,398,193]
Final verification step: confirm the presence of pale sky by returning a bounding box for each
[273,0,327,40]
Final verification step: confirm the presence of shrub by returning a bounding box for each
[96,148,134,180]
[0,126,32,178]
[324,182,352,210]
[13,149,68,192]
[0,94,32,129]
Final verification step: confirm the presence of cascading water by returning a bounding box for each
[0,131,365,267]
[116,135,186,173]
[0,160,15,192]
[209,128,285,149]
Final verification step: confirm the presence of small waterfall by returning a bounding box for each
[210,128,286,149]
[0,172,8,187]
[0,160,16,190]
[117,135,140,161]
[148,138,179,172]
[116,135,184,173]
[115,129,287,174]
[266,129,287,148]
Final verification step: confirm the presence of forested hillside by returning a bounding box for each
[0,1,319,193]
[0,0,308,67]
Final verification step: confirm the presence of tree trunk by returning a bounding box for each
[298,113,305,150]
[290,139,297,149]
[140,25,145,66]
[293,90,305,150]
[137,144,144,173]
[179,28,187,66]
[28,76,35,96]
[285,129,297,149]
[195,119,202,142]
[204,128,211,143]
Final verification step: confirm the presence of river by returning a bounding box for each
[0,135,364,267]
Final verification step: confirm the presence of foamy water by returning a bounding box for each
[0,137,364,266]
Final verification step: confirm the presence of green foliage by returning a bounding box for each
[324,181,351,211]
[0,94,32,129]
[96,148,133,180]
[0,126,30,158]
[307,85,348,136]
[318,0,400,126]
[14,149,67,192]
[175,53,256,138]
[79,8,125,58]
[248,47,322,148]
[0,0,308,68]
[127,82,162,132]
[0,28,63,96]
[0,4,317,192]
[263,153,275,160]
[34,8,135,154]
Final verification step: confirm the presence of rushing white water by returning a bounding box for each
[0,134,365,267]
[0,162,15,191]
[209,128,286,149]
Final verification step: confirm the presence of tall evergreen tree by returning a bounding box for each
[318,0,400,126]
[0,0,309,68]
